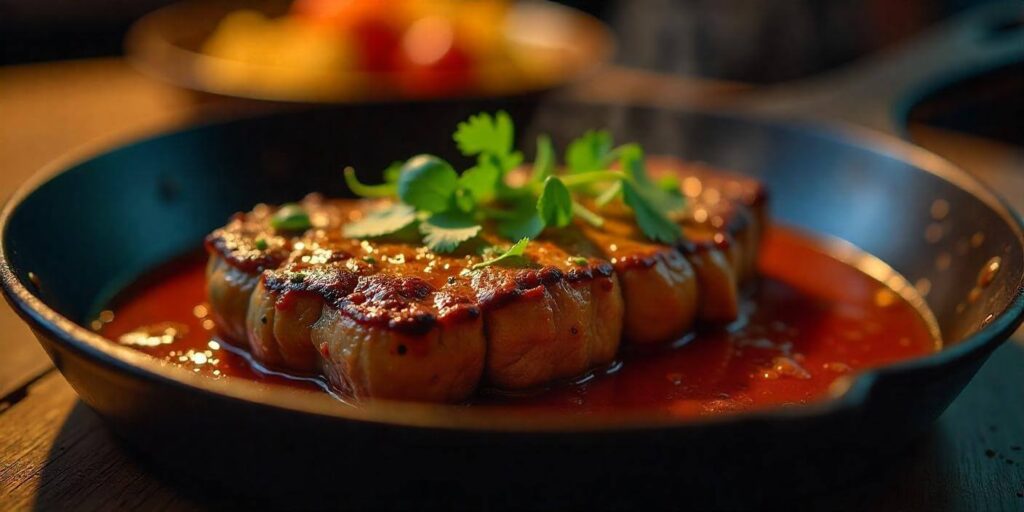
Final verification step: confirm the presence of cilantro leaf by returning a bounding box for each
[657,174,686,204]
[498,211,544,240]
[342,204,417,238]
[620,145,686,212]
[617,145,684,243]
[538,176,573,228]
[454,111,515,158]
[458,163,500,204]
[471,238,529,270]
[566,130,614,173]
[419,211,482,253]
[499,151,525,174]
[495,197,545,240]
[622,180,681,244]
[530,134,555,184]
[475,153,527,201]
[478,148,523,176]
[397,155,459,213]
[618,144,648,184]
[452,188,475,213]
[453,111,523,171]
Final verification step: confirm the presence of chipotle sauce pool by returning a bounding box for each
[98,227,938,416]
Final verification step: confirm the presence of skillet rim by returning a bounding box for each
[2,103,1022,433]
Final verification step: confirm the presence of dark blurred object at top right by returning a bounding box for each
[607,0,1007,83]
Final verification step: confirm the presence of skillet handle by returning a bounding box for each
[737,0,1024,138]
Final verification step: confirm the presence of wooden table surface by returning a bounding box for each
[1,59,1023,510]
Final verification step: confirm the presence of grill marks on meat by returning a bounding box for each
[205,160,766,402]
[658,156,767,323]
[581,219,699,345]
[204,207,292,346]
[472,233,623,390]
[210,198,624,400]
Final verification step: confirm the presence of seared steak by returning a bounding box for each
[205,161,766,401]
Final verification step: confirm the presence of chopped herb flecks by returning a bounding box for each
[271,204,312,232]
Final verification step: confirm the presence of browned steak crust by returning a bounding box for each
[204,161,768,401]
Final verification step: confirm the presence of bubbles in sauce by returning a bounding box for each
[98,227,938,418]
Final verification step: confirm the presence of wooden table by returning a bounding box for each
[1,59,1023,510]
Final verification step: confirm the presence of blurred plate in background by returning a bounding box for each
[125,0,614,103]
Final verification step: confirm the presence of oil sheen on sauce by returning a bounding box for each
[98,227,938,417]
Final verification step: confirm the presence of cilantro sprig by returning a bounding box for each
[341,111,686,257]
[471,238,530,270]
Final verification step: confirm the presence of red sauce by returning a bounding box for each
[97,258,319,390]
[99,227,938,416]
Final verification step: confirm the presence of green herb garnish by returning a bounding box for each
[454,111,523,172]
[529,134,555,184]
[271,204,312,232]
[618,145,685,243]
[382,161,404,183]
[457,162,500,205]
[471,238,529,270]
[397,155,460,213]
[340,111,685,259]
[566,130,615,173]
[344,167,396,198]
[342,203,417,239]
[255,238,268,251]
[419,211,483,253]
[537,176,573,228]
[496,198,545,240]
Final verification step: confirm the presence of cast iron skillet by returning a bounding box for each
[2,99,1023,508]
[4,5,1024,510]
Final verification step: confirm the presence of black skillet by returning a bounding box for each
[2,3,1023,509]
